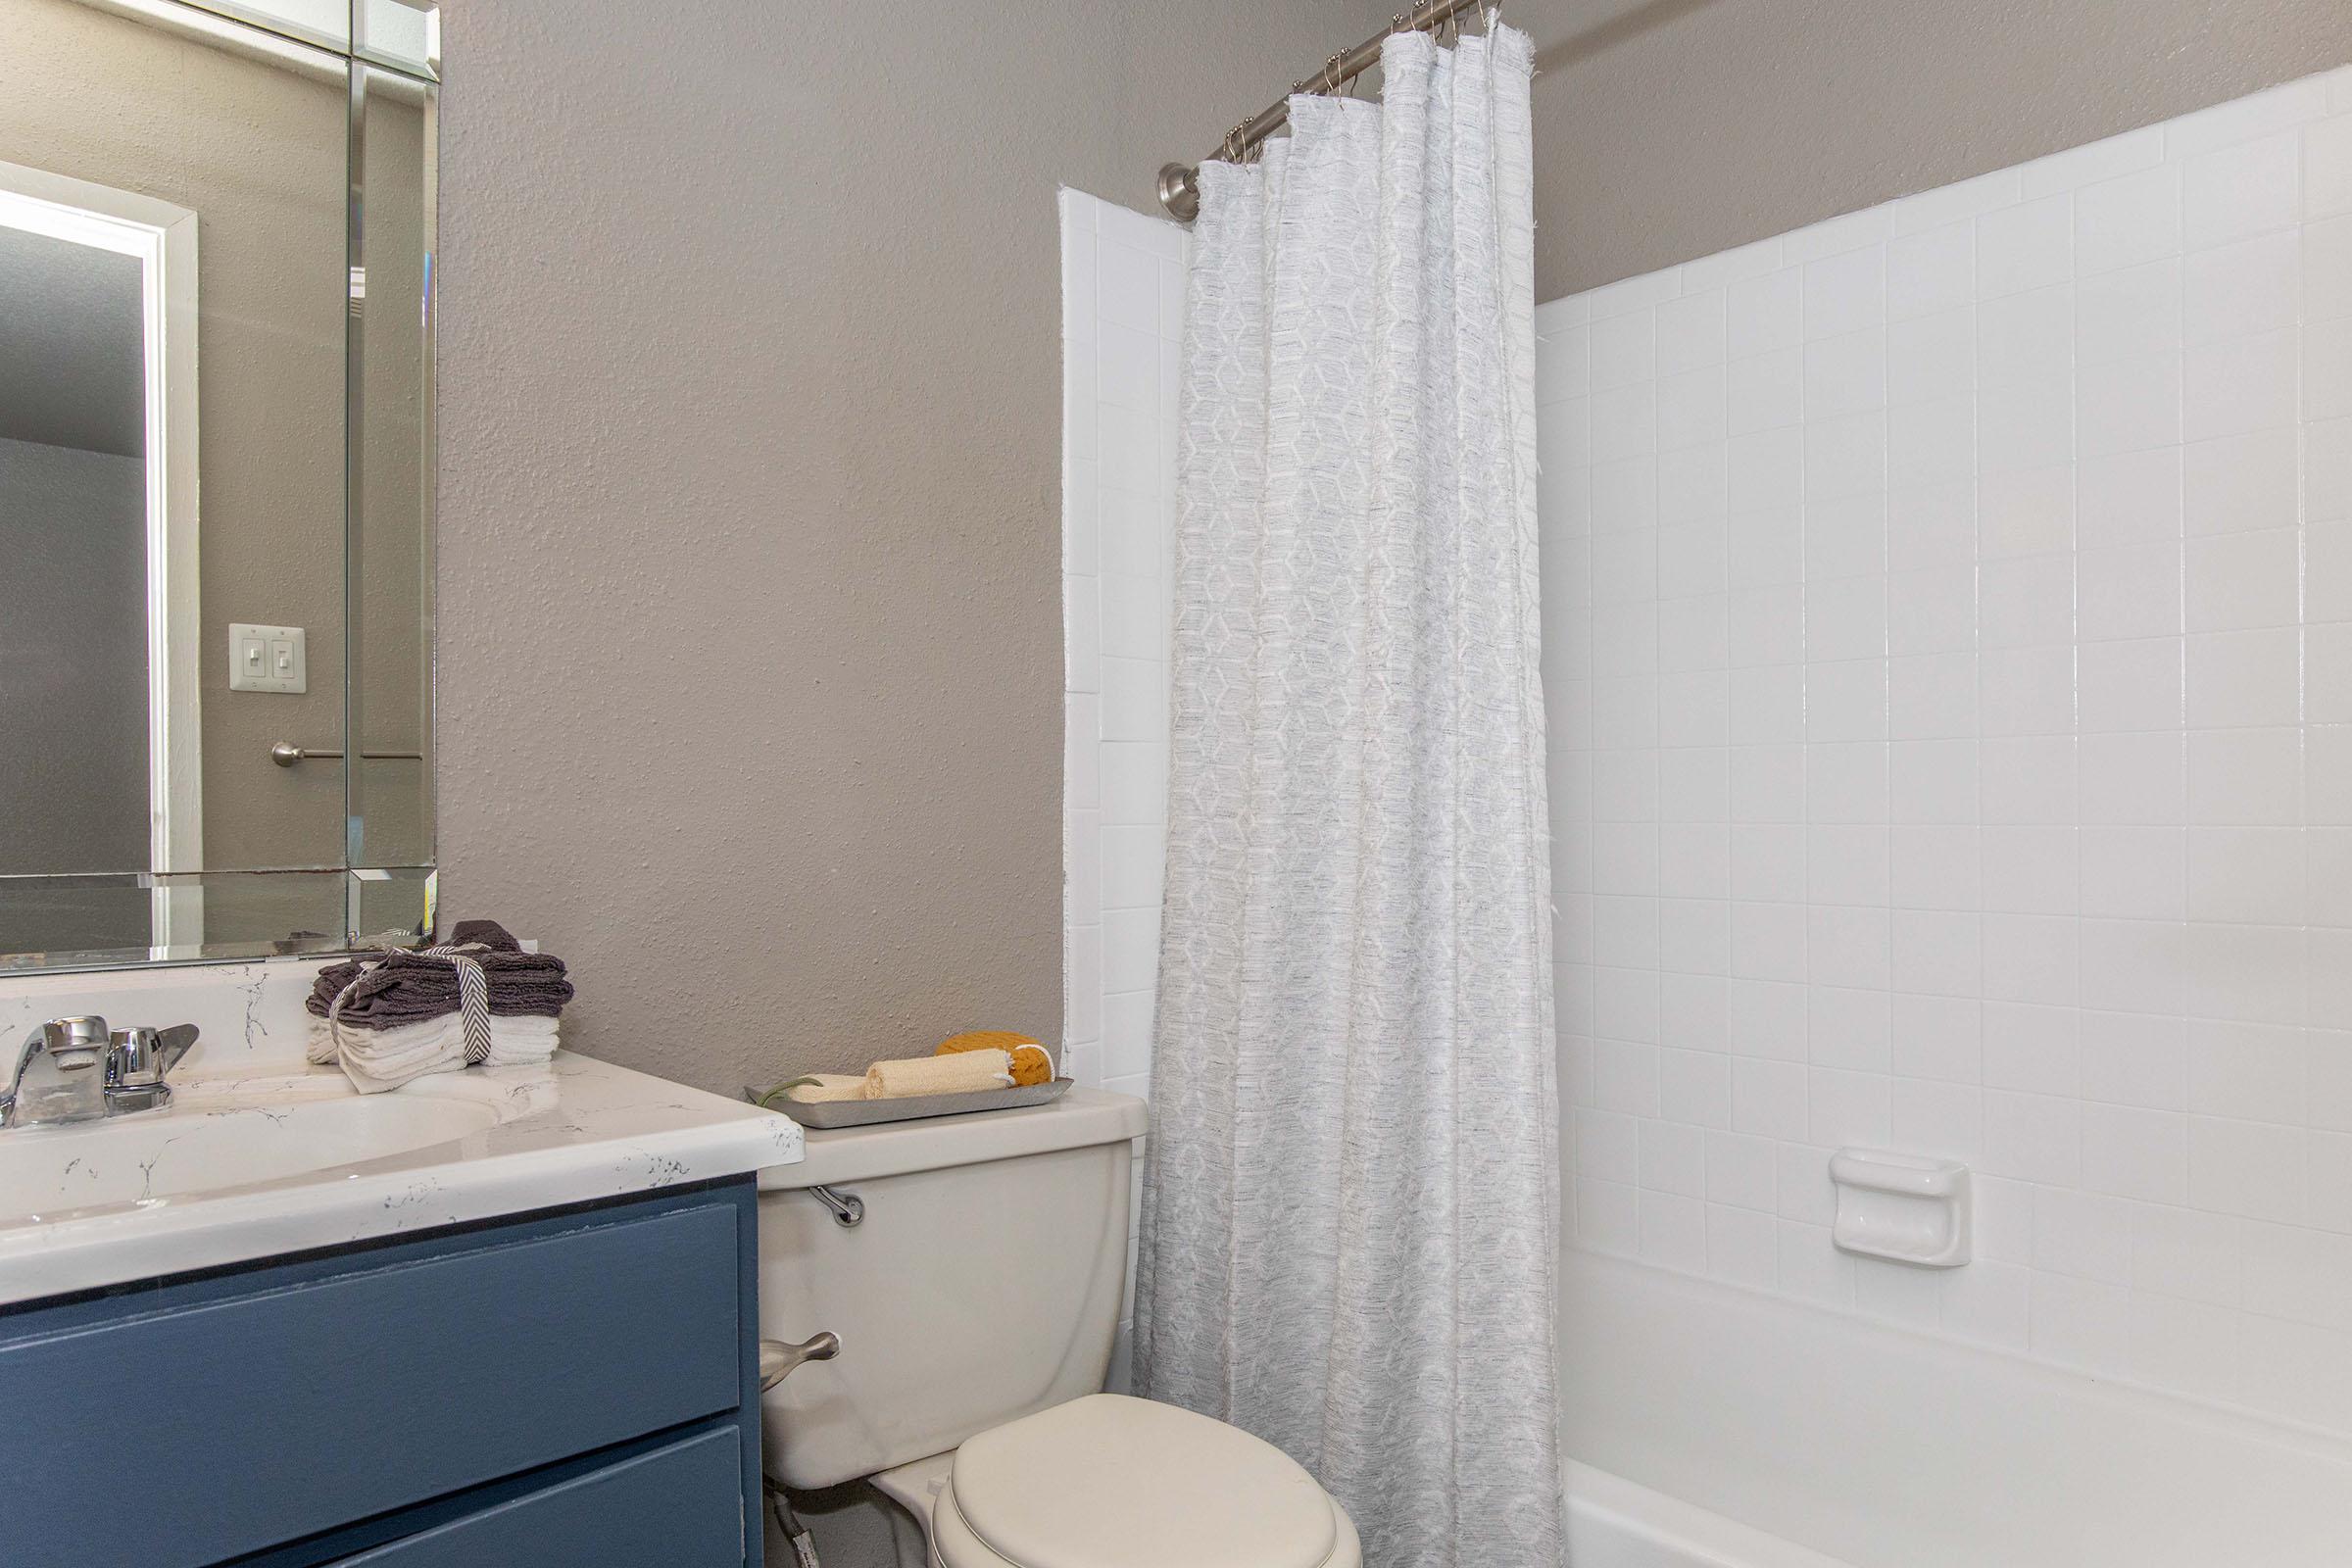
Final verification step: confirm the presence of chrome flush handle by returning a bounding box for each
[758,1330,842,1393]
[807,1184,863,1227]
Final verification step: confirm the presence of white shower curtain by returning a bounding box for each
[1134,24,1562,1568]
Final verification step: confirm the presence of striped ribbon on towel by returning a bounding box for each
[328,941,496,1063]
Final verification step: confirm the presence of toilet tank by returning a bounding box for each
[757,1089,1149,1490]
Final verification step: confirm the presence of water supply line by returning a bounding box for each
[758,1329,842,1568]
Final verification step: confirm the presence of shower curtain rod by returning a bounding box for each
[1156,0,1497,221]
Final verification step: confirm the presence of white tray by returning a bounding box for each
[762,1076,1073,1129]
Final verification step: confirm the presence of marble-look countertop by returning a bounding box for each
[0,956,803,1305]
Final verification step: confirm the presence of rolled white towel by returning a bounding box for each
[309,1012,560,1094]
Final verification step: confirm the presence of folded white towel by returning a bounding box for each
[309,1012,561,1094]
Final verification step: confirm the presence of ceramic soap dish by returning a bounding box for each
[756,1077,1073,1130]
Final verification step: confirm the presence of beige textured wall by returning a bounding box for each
[1519,0,2352,298]
[433,0,2350,1100]
[432,0,1389,1093]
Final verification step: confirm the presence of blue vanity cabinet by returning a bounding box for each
[0,1178,766,1568]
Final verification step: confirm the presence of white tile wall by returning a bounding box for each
[1544,65,2352,1433]
[1062,189,1184,1393]
[1061,186,1184,1105]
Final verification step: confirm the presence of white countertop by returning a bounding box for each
[0,957,804,1305]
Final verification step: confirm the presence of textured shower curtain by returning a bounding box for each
[1133,24,1562,1568]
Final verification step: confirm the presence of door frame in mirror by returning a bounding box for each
[0,159,201,938]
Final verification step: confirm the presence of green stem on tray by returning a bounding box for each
[750,1076,822,1109]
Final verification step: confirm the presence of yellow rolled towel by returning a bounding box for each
[864,1050,1013,1100]
[936,1029,1055,1088]
[783,1073,868,1104]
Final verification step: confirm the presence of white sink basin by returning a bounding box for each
[0,1079,502,1223]
[0,1027,800,1307]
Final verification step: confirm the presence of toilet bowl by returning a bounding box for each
[756,1090,1359,1567]
[878,1395,1360,1568]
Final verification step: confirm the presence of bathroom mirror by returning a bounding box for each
[0,0,437,970]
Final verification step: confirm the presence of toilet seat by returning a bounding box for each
[930,1395,1361,1568]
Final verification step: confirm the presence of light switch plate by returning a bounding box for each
[228,623,307,694]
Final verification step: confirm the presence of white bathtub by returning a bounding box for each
[1560,1250,2352,1568]
[1569,1460,1856,1568]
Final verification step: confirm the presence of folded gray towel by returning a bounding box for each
[305,919,572,1030]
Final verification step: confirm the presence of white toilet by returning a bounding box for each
[757,1088,1362,1568]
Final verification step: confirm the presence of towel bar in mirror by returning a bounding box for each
[271,744,427,767]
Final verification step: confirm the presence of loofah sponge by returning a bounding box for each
[865,1051,1012,1100]
[937,1029,1055,1088]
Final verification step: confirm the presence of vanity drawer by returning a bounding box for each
[0,1191,748,1568]
[328,1426,746,1567]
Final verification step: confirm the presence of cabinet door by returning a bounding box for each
[0,1195,745,1568]
[330,1427,746,1567]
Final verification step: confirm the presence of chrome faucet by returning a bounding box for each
[4,1017,110,1127]
[1,1016,200,1130]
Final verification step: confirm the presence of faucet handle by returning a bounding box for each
[156,1022,199,1078]
[109,1023,199,1090]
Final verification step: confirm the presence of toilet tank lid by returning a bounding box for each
[757,1088,1146,1190]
